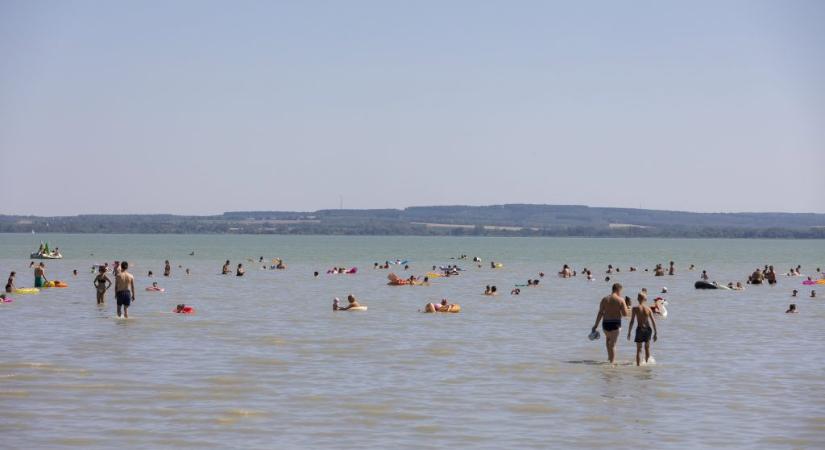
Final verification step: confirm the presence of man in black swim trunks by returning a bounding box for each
[114,261,136,318]
[591,283,629,364]
[627,293,658,366]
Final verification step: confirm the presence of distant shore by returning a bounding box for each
[2,204,825,238]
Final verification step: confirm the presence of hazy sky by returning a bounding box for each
[1,0,823,215]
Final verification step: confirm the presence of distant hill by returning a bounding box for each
[2,204,824,238]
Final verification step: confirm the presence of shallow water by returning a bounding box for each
[1,234,824,449]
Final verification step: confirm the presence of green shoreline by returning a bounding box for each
[3,204,824,238]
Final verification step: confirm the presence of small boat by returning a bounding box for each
[30,241,63,259]
[30,252,63,260]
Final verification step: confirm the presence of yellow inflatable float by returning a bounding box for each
[14,288,40,294]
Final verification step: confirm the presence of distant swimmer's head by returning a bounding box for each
[787,304,797,313]
[612,283,623,294]
[152,282,158,287]
[347,295,355,303]
[441,299,448,306]
[176,304,185,312]
[98,266,106,273]
[121,261,128,270]
[637,293,647,303]
[661,287,668,293]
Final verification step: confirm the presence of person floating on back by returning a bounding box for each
[627,293,658,366]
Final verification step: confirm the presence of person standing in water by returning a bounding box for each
[222,260,231,275]
[115,261,136,318]
[163,260,171,277]
[93,266,112,305]
[627,293,658,366]
[591,283,629,364]
[34,263,48,288]
[236,263,245,277]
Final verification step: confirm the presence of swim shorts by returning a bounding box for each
[116,290,131,306]
[635,325,652,343]
[602,319,621,332]
[34,276,45,288]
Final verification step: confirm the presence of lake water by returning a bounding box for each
[1,234,824,449]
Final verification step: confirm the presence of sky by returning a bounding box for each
[1,0,823,216]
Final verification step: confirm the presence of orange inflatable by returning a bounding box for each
[173,306,195,314]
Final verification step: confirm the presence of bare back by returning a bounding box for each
[600,294,629,320]
[115,271,134,292]
[633,305,653,327]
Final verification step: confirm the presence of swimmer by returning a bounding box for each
[175,304,192,313]
[424,299,459,313]
[164,260,171,277]
[185,268,190,275]
[654,264,664,276]
[700,270,709,281]
[511,288,521,295]
[236,263,245,277]
[314,271,319,278]
[93,266,111,305]
[222,260,231,275]
[668,261,675,276]
[591,283,630,364]
[337,295,361,310]
[766,265,777,285]
[148,270,153,277]
[114,261,135,318]
[72,269,78,277]
[627,293,658,366]
[735,282,744,290]
[5,271,15,293]
[786,304,797,314]
[749,268,764,285]
[792,289,798,297]
[812,290,817,298]
[34,262,48,288]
